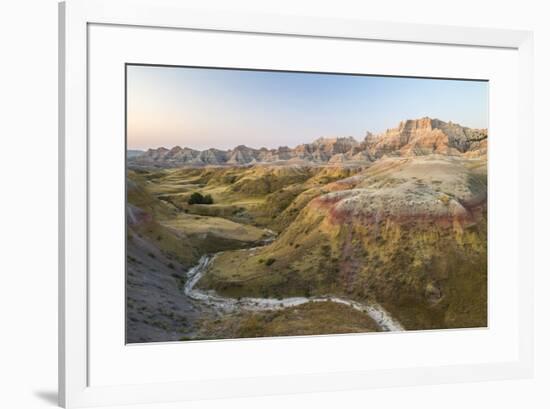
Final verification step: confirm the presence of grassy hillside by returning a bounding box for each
[136,164,364,232]
[198,156,488,330]
[194,301,380,340]
[127,156,487,340]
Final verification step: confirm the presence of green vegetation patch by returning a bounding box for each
[194,301,380,340]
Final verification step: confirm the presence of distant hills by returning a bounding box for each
[128,117,487,168]
[127,149,145,158]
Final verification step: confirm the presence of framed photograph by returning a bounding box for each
[59,0,534,407]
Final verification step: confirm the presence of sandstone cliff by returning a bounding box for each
[129,117,487,168]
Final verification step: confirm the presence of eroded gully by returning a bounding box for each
[183,252,404,332]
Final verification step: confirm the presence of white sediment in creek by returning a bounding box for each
[184,254,405,332]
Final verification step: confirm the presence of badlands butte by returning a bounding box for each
[126,117,488,343]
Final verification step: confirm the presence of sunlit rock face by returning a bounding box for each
[364,117,487,159]
[129,117,487,168]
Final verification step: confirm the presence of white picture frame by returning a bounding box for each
[59,0,534,407]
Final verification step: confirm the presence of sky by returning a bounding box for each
[126,64,488,151]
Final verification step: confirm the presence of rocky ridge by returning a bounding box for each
[129,117,487,168]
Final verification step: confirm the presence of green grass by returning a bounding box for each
[195,301,380,340]
[162,213,268,243]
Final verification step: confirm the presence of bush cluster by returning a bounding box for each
[188,192,214,205]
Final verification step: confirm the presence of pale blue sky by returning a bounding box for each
[127,65,488,151]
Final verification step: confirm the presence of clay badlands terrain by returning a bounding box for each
[126,117,488,343]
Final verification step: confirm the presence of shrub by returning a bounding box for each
[188,192,204,204]
[188,192,214,205]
